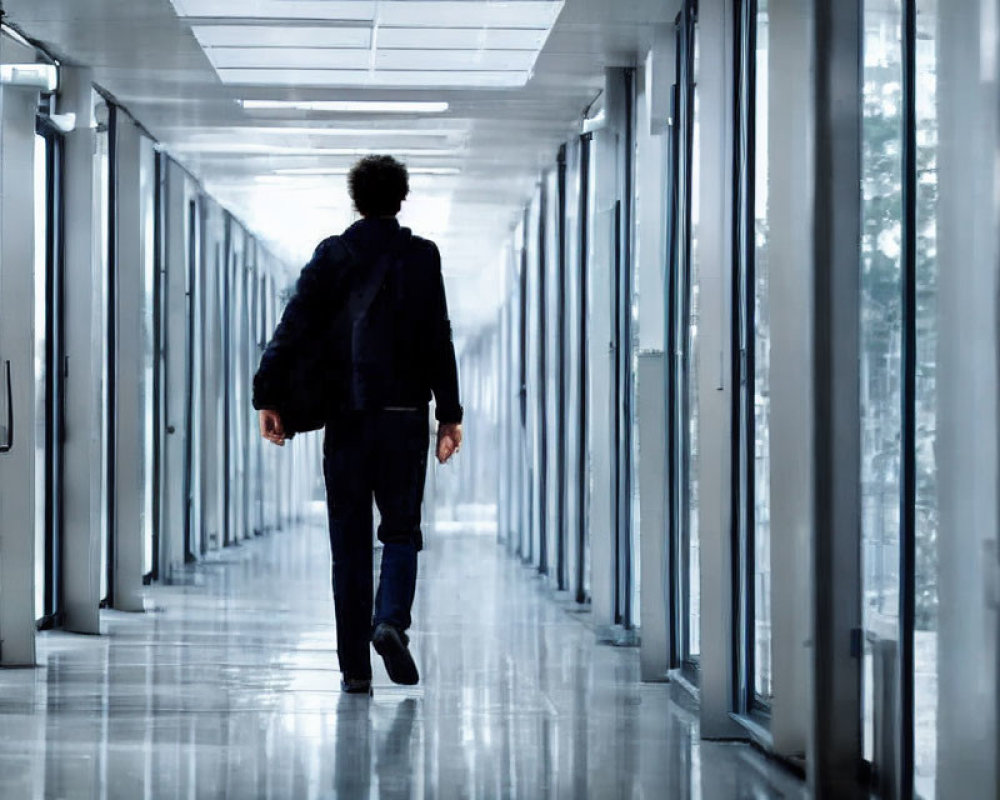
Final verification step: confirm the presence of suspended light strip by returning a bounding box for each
[239,99,449,113]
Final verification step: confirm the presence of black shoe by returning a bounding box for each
[341,677,373,695]
[372,623,419,686]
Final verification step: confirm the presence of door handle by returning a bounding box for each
[0,360,12,453]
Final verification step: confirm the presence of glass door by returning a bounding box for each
[667,0,701,680]
[95,97,114,606]
[733,0,774,715]
[33,113,64,627]
[861,1,939,795]
[612,69,638,632]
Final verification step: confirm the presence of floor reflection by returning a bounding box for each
[0,517,805,799]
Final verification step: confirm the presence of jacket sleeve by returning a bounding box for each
[426,243,463,424]
[252,238,337,411]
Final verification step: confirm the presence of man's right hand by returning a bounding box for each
[259,409,286,446]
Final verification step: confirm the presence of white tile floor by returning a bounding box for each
[0,512,807,799]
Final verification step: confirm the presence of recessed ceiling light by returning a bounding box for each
[239,99,450,113]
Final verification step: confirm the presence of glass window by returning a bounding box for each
[861,0,904,766]
[140,137,156,577]
[96,116,111,604]
[752,0,773,705]
[687,33,701,664]
[913,1,938,795]
[669,1,701,674]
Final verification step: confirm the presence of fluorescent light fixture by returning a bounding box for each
[221,68,527,88]
[376,27,547,51]
[191,25,371,49]
[274,166,461,176]
[206,48,371,69]
[0,63,58,92]
[239,99,449,113]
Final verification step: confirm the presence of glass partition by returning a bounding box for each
[139,136,156,578]
[667,0,702,677]
[33,131,47,622]
[735,0,773,712]
[912,1,938,795]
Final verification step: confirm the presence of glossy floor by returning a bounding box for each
[0,509,807,799]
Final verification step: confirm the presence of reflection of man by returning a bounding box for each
[254,156,463,695]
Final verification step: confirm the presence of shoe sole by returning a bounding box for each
[372,626,419,686]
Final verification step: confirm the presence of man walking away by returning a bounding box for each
[253,155,463,695]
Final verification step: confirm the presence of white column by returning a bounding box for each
[935,1,999,795]
[809,1,865,794]
[767,0,814,759]
[0,39,40,664]
[586,71,619,635]
[695,0,741,739]
[111,114,147,612]
[160,159,189,574]
[60,68,104,635]
[635,46,671,680]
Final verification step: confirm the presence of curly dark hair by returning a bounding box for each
[348,155,410,217]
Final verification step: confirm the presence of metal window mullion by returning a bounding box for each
[621,66,636,630]
[556,145,569,591]
[731,0,759,716]
[104,104,118,608]
[665,76,682,666]
[537,181,548,575]
[898,0,918,795]
[576,134,591,604]
[50,131,65,617]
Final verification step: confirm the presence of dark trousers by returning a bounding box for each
[323,409,430,680]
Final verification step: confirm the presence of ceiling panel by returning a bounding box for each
[373,48,537,71]
[376,27,547,50]
[205,47,372,69]
[192,24,372,48]
[376,1,563,29]
[170,0,376,20]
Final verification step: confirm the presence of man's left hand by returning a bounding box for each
[436,423,463,464]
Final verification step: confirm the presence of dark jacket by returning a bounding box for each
[253,217,463,424]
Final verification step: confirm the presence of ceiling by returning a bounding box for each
[3,0,677,332]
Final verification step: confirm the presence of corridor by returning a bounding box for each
[0,511,804,799]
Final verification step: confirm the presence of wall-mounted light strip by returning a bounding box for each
[239,99,449,113]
